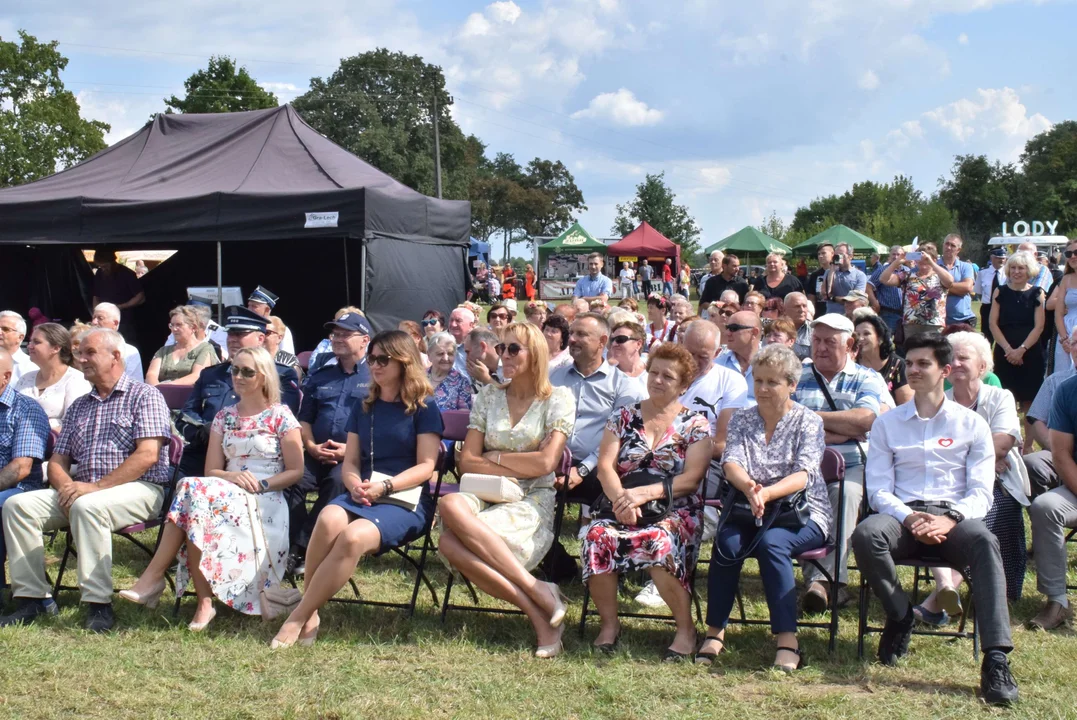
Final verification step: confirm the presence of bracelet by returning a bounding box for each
[381,479,392,495]
[497,452,502,465]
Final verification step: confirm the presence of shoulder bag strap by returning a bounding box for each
[809,364,868,467]
[711,485,781,566]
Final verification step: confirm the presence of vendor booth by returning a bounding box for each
[606,221,681,290]
[0,105,471,354]
[792,224,887,257]
[704,226,791,267]
[535,222,608,300]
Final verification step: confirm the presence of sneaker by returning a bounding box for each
[913,604,950,627]
[0,598,56,627]
[1027,601,1071,631]
[634,581,667,609]
[84,602,115,633]
[801,581,830,615]
[980,650,1019,706]
[878,604,915,666]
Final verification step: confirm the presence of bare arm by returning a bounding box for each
[47,454,75,490]
[878,260,902,287]
[1017,290,1047,349]
[1031,420,1052,451]
[1049,431,1077,496]
[160,362,209,387]
[145,357,162,386]
[866,282,880,312]
[0,457,33,492]
[992,431,1015,462]
[816,407,876,437]
[258,428,304,491]
[95,437,165,490]
[461,428,567,478]
[948,270,974,297]
[384,433,441,491]
[594,428,625,500]
[989,289,1005,350]
[711,408,735,459]
[927,256,954,289]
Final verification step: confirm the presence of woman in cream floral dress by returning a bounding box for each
[120,348,303,630]
[439,322,575,658]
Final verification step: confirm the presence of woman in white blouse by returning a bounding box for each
[15,323,91,431]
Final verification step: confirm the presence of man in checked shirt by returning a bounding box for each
[0,328,172,633]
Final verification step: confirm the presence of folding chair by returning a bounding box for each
[156,384,194,412]
[1066,528,1076,592]
[53,434,185,598]
[440,447,573,623]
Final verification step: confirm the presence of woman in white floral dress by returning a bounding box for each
[438,322,575,658]
[120,347,303,630]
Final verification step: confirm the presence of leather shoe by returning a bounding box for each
[84,602,115,633]
[801,581,830,614]
[0,598,57,627]
[981,650,1019,706]
[1027,601,1070,631]
[878,604,914,666]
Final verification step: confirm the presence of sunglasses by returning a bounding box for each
[489,313,509,320]
[229,365,258,379]
[610,335,638,345]
[421,319,440,327]
[725,323,755,333]
[1065,250,1077,259]
[494,342,523,357]
[719,310,735,318]
[368,354,395,368]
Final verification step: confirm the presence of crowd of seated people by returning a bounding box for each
[11,240,1077,707]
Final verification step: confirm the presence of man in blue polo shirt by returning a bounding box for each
[573,253,613,301]
[940,234,977,328]
[289,312,371,572]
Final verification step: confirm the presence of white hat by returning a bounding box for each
[810,313,854,334]
[502,299,518,315]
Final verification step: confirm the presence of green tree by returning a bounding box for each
[163,56,278,115]
[937,155,1027,259]
[758,210,788,242]
[612,172,702,257]
[0,31,109,187]
[1021,120,1077,235]
[293,48,480,200]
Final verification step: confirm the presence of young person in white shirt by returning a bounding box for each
[852,332,1018,706]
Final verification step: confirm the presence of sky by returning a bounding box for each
[3,0,1074,250]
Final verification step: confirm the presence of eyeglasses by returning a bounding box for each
[330,330,360,340]
[719,310,735,318]
[368,354,394,367]
[725,323,755,333]
[1065,250,1077,259]
[229,365,258,379]
[494,342,523,357]
[489,313,509,320]
[167,323,187,331]
[421,319,440,327]
[610,335,638,345]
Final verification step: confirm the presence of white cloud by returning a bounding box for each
[697,166,733,190]
[922,87,1052,158]
[958,32,970,44]
[571,88,664,126]
[858,69,880,90]
[487,1,522,24]
[461,12,492,37]
[76,90,154,146]
[260,81,301,100]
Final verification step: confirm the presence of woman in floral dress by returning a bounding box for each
[120,347,303,630]
[581,342,711,660]
[438,322,575,658]
[878,242,955,341]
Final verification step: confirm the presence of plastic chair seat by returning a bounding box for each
[795,545,832,562]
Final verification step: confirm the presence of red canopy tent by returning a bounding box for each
[606,221,681,280]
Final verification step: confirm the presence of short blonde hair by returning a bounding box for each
[946,331,994,378]
[500,322,553,400]
[168,305,200,332]
[267,315,287,336]
[232,347,281,405]
[1004,251,1039,282]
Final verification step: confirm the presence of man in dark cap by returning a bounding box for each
[174,307,300,476]
[287,311,372,573]
[247,285,295,355]
[974,248,1007,344]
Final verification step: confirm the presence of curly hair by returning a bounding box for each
[645,341,697,391]
[363,330,433,415]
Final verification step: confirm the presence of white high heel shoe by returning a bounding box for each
[117,578,166,609]
[535,622,565,659]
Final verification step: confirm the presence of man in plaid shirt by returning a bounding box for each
[0,329,171,633]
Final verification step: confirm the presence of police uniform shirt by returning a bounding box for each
[297,360,371,444]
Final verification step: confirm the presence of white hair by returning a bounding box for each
[851,307,877,324]
[946,331,994,378]
[82,327,124,354]
[751,344,803,386]
[450,306,476,324]
[720,290,740,304]
[425,331,456,355]
[0,311,26,336]
[783,292,808,306]
[1004,251,1039,282]
[94,302,122,324]
[709,250,724,260]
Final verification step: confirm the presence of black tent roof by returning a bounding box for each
[0,104,470,246]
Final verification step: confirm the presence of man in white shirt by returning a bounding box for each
[853,332,1018,706]
[90,303,144,382]
[617,261,636,300]
[974,249,1007,344]
[0,311,36,386]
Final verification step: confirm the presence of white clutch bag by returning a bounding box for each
[371,471,423,512]
[459,473,525,504]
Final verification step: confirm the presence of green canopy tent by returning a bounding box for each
[792,224,887,256]
[535,222,608,300]
[705,226,792,267]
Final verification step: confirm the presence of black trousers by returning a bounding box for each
[287,457,345,550]
[981,303,993,344]
[852,507,1013,652]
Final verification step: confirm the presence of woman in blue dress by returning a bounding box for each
[270,330,443,649]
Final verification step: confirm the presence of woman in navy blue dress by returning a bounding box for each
[270,330,443,648]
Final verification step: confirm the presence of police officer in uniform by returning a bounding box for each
[247,285,296,355]
[288,312,373,572]
[175,307,300,477]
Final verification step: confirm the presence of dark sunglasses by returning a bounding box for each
[421,319,440,327]
[610,335,639,344]
[1065,250,1077,259]
[494,342,523,357]
[489,312,509,320]
[719,310,735,317]
[368,354,395,367]
[725,323,755,333]
[229,365,258,379]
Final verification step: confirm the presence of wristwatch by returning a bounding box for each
[259,479,270,493]
[943,509,965,524]
[578,464,591,478]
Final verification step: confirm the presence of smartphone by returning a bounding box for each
[907,251,922,262]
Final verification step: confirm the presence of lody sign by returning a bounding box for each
[1001,220,1060,237]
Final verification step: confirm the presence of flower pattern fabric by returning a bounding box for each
[581,404,711,591]
[900,271,947,327]
[170,403,299,614]
[430,368,473,412]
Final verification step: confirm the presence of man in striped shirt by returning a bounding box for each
[867,245,906,335]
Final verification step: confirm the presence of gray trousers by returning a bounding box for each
[852,509,1013,652]
[1024,450,1059,499]
[1028,486,1077,600]
[803,465,864,585]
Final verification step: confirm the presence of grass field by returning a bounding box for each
[0,508,1074,720]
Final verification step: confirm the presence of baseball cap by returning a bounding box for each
[324,312,372,335]
[838,290,870,303]
[810,313,855,334]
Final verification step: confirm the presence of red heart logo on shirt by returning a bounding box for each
[938,438,954,447]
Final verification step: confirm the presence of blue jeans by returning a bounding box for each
[880,309,902,335]
[0,484,31,565]
[663,281,674,296]
[706,520,825,634]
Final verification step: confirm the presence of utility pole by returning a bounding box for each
[432,89,443,199]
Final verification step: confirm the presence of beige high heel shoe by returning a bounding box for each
[535,622,565,659]
[117,578,166,609]
[543,581,568,628]
[188,607,216,632]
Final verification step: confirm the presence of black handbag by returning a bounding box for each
[591,469,675,526]
[711,485,811,566]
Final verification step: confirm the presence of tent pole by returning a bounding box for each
[359,242,367,313]
[216,241,223,325]
[343,239,351,305]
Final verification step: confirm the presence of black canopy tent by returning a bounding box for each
[0,105,471,352]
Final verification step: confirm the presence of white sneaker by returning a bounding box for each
[635,581,667,608]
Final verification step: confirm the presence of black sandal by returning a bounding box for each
[773,646,804,673]
[694,636,725,666]
[594,631,622,655]
[663,633,698,663]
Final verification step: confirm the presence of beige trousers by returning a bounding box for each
[3,482,165,603]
